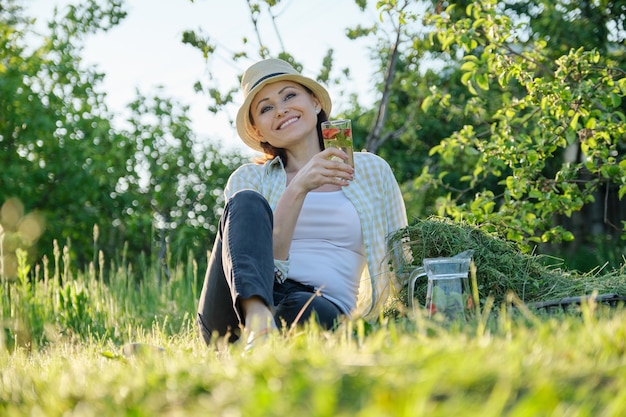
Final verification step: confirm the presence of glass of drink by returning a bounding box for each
[321,119,354,168]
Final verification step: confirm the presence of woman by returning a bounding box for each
[197,58,409,346]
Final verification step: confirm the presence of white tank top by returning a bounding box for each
[287,190,366,314]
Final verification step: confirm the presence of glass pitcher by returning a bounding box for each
[408,250,474,320]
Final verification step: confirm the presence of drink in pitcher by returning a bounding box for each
[321,119,354,168]
[408,250,475,322]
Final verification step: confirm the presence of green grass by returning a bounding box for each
[2,307,626,416]
[2,223,626,416]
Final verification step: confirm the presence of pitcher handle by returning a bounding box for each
[408,266,427,309]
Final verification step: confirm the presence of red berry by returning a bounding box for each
[322,128,340,139]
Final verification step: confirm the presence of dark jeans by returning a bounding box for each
[196,190,343,345]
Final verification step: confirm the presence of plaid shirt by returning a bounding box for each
[224,151,410,320]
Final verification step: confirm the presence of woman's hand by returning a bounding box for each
[289,148,354,192]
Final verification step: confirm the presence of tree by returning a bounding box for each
[416,0,626,258]
[0,0,238,277]
[0,0,129,273]
[120,90,242,279]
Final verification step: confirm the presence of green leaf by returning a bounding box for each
[618,78,626,95]
[465,147,480,156]
[475,73,489,91]
[421,95,433,112]
[569,112,580,130]
[610,92,622,108]
[461,71,472,85]
[467,80,478,95]
[439,33,455,51]
[584,117,597,129]
[505,176,520,198]
[506,229,523,242]
[565,128,577,145]
[461,61,477,72]
[529,189,543,199]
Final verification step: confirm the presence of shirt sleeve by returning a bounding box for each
[382,161,413,289]
[224,163,264,200]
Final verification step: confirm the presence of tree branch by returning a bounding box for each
[364,19,402,153]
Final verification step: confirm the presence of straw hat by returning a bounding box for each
[236,58,332,153]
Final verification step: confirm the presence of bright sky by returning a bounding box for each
[26,0,386,155]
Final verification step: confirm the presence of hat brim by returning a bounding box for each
[236,73,332,153]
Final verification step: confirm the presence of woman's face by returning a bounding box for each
[250,80,321,149]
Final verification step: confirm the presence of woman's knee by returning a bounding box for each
[229,190,270,210]
[220,190,273,232]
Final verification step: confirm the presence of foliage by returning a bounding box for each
[416,0,626,250]
[4,0,625,275]
[0,0,128,267]
[504,0,626,58]
[118,90,242,273]
[0,0,238,273]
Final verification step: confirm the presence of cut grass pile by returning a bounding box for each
[390,216,626,307]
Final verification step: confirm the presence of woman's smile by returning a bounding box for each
[278,116,300,130]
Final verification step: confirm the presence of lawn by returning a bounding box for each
[2,304,626,416]
[2,220,626,416]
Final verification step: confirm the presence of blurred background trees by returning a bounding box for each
[0,0,240,280]
[1,0,624,280]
